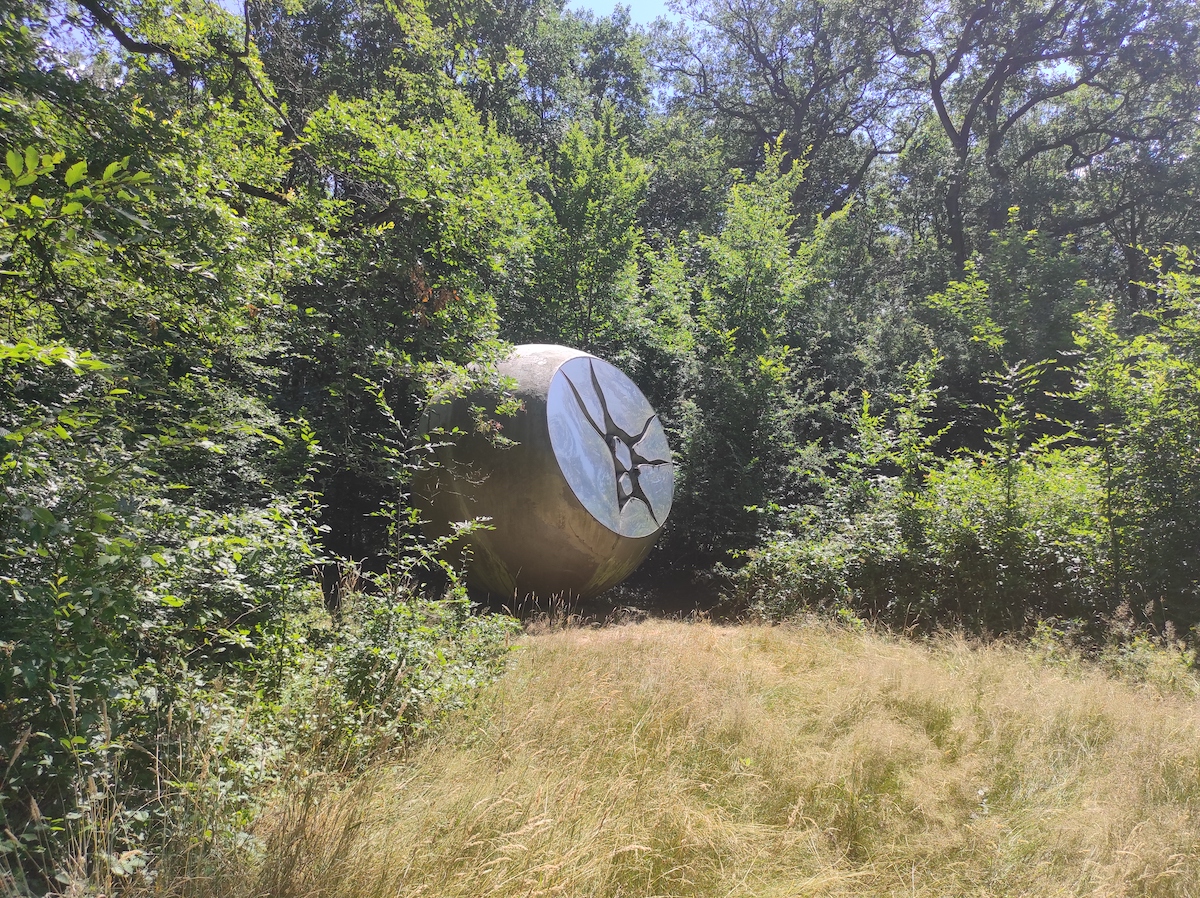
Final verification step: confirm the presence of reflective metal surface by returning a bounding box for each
[413,345,674,600]
[548,356,673,538]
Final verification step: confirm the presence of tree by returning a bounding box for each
[880,0,1200,269]
[656,0,909,223]
[511,6,652,149]
[0,0,554,882]
[1069,139,1200,312]
[0,0,332,882]
[671,141,828,560]
[1074,250,1200,631]
[515,106,648,354]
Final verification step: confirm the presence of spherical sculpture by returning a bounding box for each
[414,344,673,600]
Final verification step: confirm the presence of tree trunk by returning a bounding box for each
[946,163,969,270]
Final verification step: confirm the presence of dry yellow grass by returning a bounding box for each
[233,620,1200,897]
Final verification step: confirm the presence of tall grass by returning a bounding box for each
[191,620,1200,897]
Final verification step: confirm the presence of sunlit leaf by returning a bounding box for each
[64,160,87,186]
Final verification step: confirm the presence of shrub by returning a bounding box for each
[284,573,519,768]
[0,355,322,891]
[0,346,516,893]
[733,355,1109,632]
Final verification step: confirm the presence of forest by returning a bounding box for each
[3,0,1200,889]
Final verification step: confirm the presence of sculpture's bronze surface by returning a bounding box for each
[415,345,673,600]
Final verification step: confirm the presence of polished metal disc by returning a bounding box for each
[547,356,673,538]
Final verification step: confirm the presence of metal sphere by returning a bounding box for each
[414,344,674,600]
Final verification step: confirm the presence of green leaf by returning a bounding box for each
[114,207,152,229]
[103,160,123,181]
[64,160,87,186]
[24,147,38,173]
[5,149,22,177]
[62,201,84,215]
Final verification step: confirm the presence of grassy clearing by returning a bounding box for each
[215,620,1200,897]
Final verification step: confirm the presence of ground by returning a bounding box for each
[232,619,1200,897]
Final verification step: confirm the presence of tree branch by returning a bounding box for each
[75,0,190,70]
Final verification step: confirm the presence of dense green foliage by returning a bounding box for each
[4,0,1200,889]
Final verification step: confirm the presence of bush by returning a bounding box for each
[0,346,516,894]
[284,573,519,768]
[0,357,322,892]
[733,359,1109,632]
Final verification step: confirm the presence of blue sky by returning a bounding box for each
[570,0,681,27]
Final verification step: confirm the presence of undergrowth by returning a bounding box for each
[0,565,517,897]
